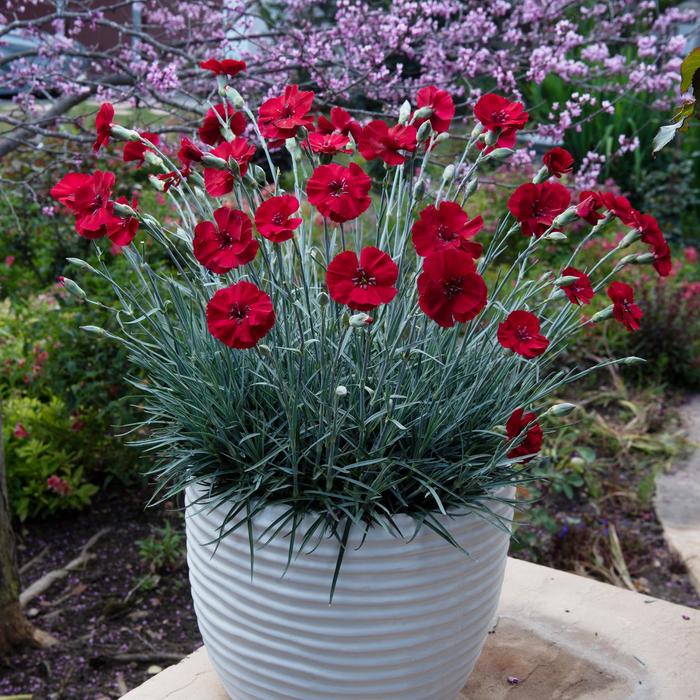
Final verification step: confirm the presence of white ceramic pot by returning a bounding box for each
[186,487,513,700]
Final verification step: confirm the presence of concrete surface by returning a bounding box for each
[122,557,700,700]
[655,394,700,592]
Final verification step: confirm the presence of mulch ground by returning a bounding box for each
[1,476,698,699]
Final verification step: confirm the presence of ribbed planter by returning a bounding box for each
[185,486,514,700]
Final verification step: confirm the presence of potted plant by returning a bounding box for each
[49,65,669,699]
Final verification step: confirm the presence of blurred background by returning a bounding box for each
[0,1,699,697]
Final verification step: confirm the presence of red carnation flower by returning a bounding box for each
[414,85,455,134]
[199,102,246,146]
[560,266,594,305]
[51,170,115,239]
[307,162,371,223]
[608,281,642,332]
[497,310,550,358]
[474,93,528,152]
[507,182,571,238]
[542,147,574,177]
[93,102,114,153]
[307,131,351,155]
[13,422,29,439]
[254,195,302,243]
[506,408,543,461]
[104,196,139,246]
[199,58,246,77]
[317,106,362,142]
[326,246,398,312]
[258,84,315,142]
[599,193,639,227]
[576,190,605,225]
[157,171,182,192]
[638,213,671,277]
[204,138,256,197]
[417,249,488,327]
[193,207,258,273]
[206,281,275,350]
[412,201,483,259]
[123,132,160,167]
[358,120,417,166]
[178,137,204,168]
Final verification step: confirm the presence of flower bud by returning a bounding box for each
[66,257,98,273]
[201,153,228,170]
[80,325,106,335]
[416,120,433,142]
[112,201,137,218]
[285,137,302,161]
[483,147,513,161]
[335,385,348,398]
[464,178,479,198]
[434,132,449,143]
[144,150,164,168]
[617,229,641,249]
[62,277,86,299]
[532,165,549,184]
[554,275,580,286]
[349,312,373,327]
[569,457,585,469]
[317,291,329,307]
[590,305,614,323]
[413,106,433,120]
[398,100,411,125]
[470,122,483,139]
[484,130,498,147]
[413,179,425,199]
[544,231,567,241]
[110,125,140,142]
[552,207,578,227]
[634,252,656,264]
[441,164,455,182]
[224,86,245,109]
[296,125,308,141]
[252,165,267,186]
[148,174,165,191]
[546,403,576,417]
[216,75,228,96]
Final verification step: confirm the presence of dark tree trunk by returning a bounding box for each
[0,406,44,653]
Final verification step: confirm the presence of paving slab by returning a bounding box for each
[655,394,700,592]
[121,557,700,700]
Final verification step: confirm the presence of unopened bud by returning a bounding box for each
[441,164,455,182]
[224,86,245,109]
[335,385,348,398]
[62,277,86,299]
[110,125,140,141]
[532,165,549,184]
[416,120,433,142]
[296,125,308,141]
[464,178,479,198]
[634,252,656,264]
[554,275,580,286]
[413,179,425,199]
[484,130,498,147]
[546,403,576,417]
[66,257,98,273]
[148,174,165,192]
[80,325,106,335]
[544,231,568,241]
[317,291,329,307]
[569,457,585,469]
[470,122,483,140]
[552,207,578,227]
[144,150,164,168]
[483,147,513,161]
[398,100,411,125]
[434,132,449,143]
[349,312,373,327]
[590,305,614,323]
[112,201,137,218]
[252,165,267,186]
[413,106,432,120]
[617,229,641,249]
[201,153,228,170]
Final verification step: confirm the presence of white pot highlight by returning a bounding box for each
[186,487,513,700]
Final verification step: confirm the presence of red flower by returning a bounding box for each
[576,190,604,225]
[199,102,246,146]
[104,196,139,246]
[599,193,639,227]
[307,131,351,155]
[199,58,246,77]
[607,281,642,332]
[415,85,455,134]
[638,214,671,277]
[506,408,543,461]
[317,106,362,142]
[307,163,371,223]
[157,171,182,192]
[254,195,302,243]
[542,147,574,177]
[13,422,29,439]
[326,247,398,311]
[204,138,256,196]
[194,207,258,273]
[47,474,71,496]
[497,310,550,358]
[507,182,571,238]
[474,94,528,151]
[412,201,483,259]
[560,266,594,305]
[358,120,417,165]
[258,84,315,142]
[206,281,275,349]
[178,136,203,166]
[93,102,114,152]
[123,132,160,167]
[417,249,488,327]
[50,170,115,239]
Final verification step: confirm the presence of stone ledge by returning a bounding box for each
[122,557,699,699]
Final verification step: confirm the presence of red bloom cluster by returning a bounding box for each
[50,171,139,246]
[608,281,642,332]
[307,131,351,155]
[358,120,417,165]
[417,249,487,328]
[506,408,542,461]
[560,267,594,306]
[255,195,302,243]
[203,138,256,197]
[316,106,362,143]
[193,207,258,273]
[307,163,371,223]
[199,103,246,146]
[326,247,398,311]
[47,474,72,496]
[200,58,246,77]
[576,191,605,225]
[497,310,549,359]
[474,94,529,151]
[123,132,159,167]
[414,85,454,134]
[412,201,483,259]
[508,182,571,238]
[207,282,275,349]
[542,147,574,177]
[258,85,315,142]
